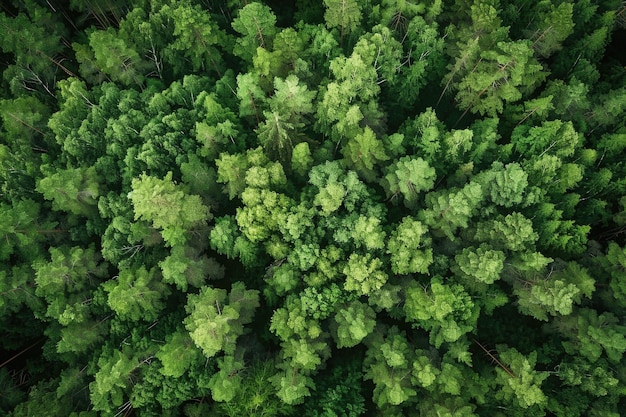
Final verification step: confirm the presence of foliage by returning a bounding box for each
[1,1,626,416]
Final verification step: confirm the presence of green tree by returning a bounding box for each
[558,308,626,363]
[420,182,483,240]
[184,282,259,358]
[36,166,101,217]
[163,2,225,75]
[128,172,211,247]
[0,3,69,97]
[104,266,169,322]
[33,244,108,323]
[87,28,149,86]
[155,330,202,378]
[404,277,478,347]
[364,326,416,407]
[341,127,389,182]
[387,217,433,275]
[332,300,376,348]
[343,253,388,296]
[90,349,153,414]
[474,162,529,208]
[231,2,277,61]
[381,156,436,208]
[323,0,362,45]
[159,245,224,291]
[455,40,545,117]
[454,244,505,285]
[494,347,548,409]
[524,2,575,58]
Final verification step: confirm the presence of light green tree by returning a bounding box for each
[36,166,100,217]
[104,266,169,322]
[128,172,211,246]
[332,300,376,348]
[387,217,432,275]
[231,2,277,61]
[323,0,361,45]
[184,282,259,358]
[381,156,436,208]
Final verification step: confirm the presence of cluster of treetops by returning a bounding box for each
[1,0,626,415]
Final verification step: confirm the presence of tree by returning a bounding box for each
[598,243,626,309]
[0,199,54,262]
[557,308,626,364]
[343,253,388,296]
[404,277,478,347]
[36,166,101,217]
[33,244,108,323]
[474,162,529,208]
[155,330,202,378]
[316,44,382,142]
[257,75,316,162]
[420,181,483,240]
[474,212,538,252]
[453,244,505,285]
[216,359,296,416]
[387,217,433,275]
[389,16,446,108]
[90,349,153,414]
[0,3,69,97]
[381,156,436,208]
[454,40,546,117]
[104,266,169,322]
[184,282,259,358]
[308,161,372,217]
[323,0,362,46]
[195,94,242,160]
[332,300,376,348]
[87,28,148,86]
[162,2,225,75]
[341,127,389,182]
[510,261,595,321]
[494,346,548,409]
[363,326,417,407]
[524,2,575,58]
[128,172,211,247]
[231,2,277,61]
[159,245,224,291]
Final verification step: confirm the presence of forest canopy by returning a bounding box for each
[1,0,626,416]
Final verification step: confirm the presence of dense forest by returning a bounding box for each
[1,0,625,415]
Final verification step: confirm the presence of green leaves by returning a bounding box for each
[387,217,432,275]
[37,166,100,216]
[129,172,211,246]
[343,253,388,295]
[405,277,478,347]
[155,330,202,378]
[332,300,376,348]
[87,28,148,86]
[159,245,224,291]
[559,308,626,363]
[454,244,505,285]
[323,0,362,44]
[231,2,277,60]
[455,40,546,117]
[104,266,169,322]
[364,327,416,407]
[381,156,436,208]
[341,127,389,182]
[421,181,483,240]
[184,282,259,358]
[34,244,108,323]
[494,347,548,408]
